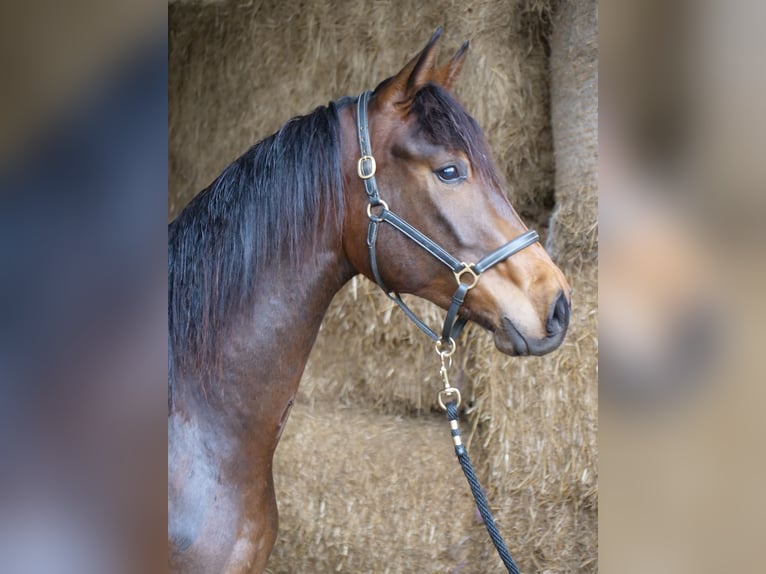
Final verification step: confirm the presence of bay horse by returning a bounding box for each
[169,29,570,573]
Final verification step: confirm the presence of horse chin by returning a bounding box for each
[492,317,530,356]
[493,316,567,357]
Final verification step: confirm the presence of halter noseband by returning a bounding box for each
[356,90,539,352]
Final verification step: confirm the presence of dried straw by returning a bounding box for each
[546,0,598,265]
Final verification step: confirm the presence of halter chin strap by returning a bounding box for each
[356,90,539,348]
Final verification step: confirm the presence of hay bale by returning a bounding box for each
[546,0,598,265]
[268,405,482,573]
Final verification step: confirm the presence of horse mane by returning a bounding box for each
[168,85,496,406]
[168,101,345,392]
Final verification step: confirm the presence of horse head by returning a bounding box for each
[341,29,570,356]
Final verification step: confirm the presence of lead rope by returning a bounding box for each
[437,343,521,574]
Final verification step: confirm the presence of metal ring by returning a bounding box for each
[435,337,456,358]
[357,155,377,179]
[437,387,462,410]
[454,263,479,290]
[366,200,389,222]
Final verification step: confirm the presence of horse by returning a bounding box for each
[168,29,571,573]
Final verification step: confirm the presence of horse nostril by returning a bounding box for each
[546,291,571,336]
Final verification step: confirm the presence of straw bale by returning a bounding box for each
[268,406,479,573]
[546,0,599,265]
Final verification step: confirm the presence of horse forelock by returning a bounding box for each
[408,84,500,187]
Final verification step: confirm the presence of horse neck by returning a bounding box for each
[173,222,354,447]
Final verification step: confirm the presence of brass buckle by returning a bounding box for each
[357,155,377,179]
[454,263,479,290]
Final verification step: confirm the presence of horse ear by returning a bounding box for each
[376,27,443,105]
[432,41,469,90]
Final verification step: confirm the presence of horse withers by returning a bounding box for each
[168,29,570,573]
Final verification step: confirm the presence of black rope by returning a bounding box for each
[446,402,521,574]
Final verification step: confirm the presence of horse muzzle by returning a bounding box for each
[495,291,570,356]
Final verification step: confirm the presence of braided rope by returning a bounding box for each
[446,402,521,574]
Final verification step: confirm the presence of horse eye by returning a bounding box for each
[436,165,462,183]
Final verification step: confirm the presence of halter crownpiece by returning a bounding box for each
[356,90,540,350]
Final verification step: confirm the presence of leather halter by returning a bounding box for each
[356,90,539,351]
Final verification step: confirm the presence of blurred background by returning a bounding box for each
[0,0,764,572]
[600,0,766,572]
[0,1,166,573]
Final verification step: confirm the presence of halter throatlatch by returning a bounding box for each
[356,90,539,368]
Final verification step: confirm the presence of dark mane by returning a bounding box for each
[168,101,345,389]
[408,83,500,187]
